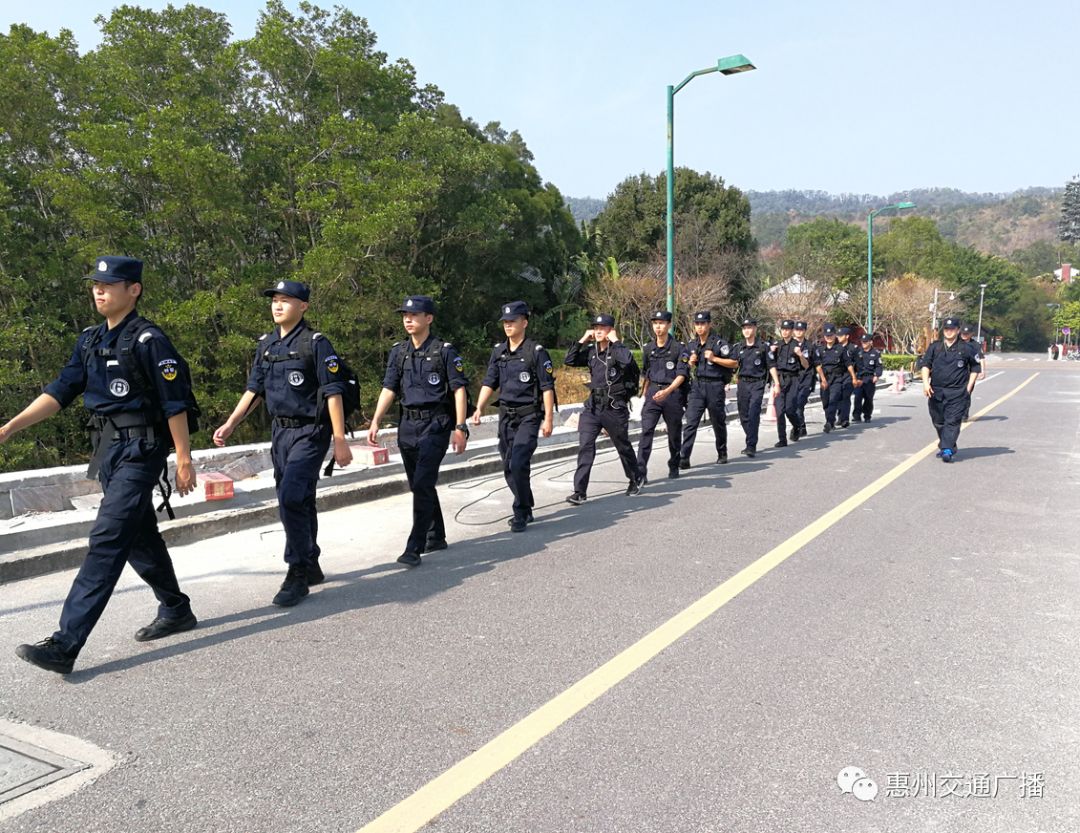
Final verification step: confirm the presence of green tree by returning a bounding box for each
[1060,176,1080,244]
[781,218,865,292]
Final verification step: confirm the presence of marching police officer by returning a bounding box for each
[368,296,469,565]
[919,316,981,462]
[214,279,352,607]
[2,257,197,674]
[636,310,690,480]
[730,318,777,457]
[959,323,984,421]
[816,324,852,433]
[851,332,882,422]
[772,319,809,447]
[471,301,555,532]
[792,321,815,439]
[835,326,858,428]
[564,314,641,505]
[679,310,733,467]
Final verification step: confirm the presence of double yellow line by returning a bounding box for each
[358,372,1038,833]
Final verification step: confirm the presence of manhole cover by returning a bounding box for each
[0,736,88,804]
[0,720,115,823]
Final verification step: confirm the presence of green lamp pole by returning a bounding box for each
[866,201,916,332]
[666,54,755,313]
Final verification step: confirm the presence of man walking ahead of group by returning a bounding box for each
[919,316,981,463]
[1,257,198,675]
[472,301,555,532]
[564,314,642,505]
[368,296,469,566]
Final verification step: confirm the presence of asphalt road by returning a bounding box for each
[1,358,1077,833]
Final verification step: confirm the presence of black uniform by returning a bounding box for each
[42,310,194,657]
[680,334,732,463]
[480,339,555,523]
[731,339,774,452]
[920,338,981,453]
[851,346,882,421]
[246,320,345,574]
[817,341,852,428]
[565,340,640,496]
[772,338,806,444]
[382,334,469,555]
[637,337,690,478]
[794,335,816,437]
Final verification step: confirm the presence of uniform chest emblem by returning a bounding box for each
[428,373,442,386]
[519,371,531,383]
[665,361,675,370]
[109,378,130,398]
[288,370,305,386]
[869,359,875,366]
[956,360,964,368]
[607,366,620,379]
[754,358,762,366]
[158,359,178,381]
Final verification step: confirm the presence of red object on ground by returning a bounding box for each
[202,471,235,501]
[349,444,390,465]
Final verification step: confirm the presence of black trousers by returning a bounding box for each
[271,422,331,568]
[680,380,727,460]
[776,374,801,441]
[838,375,854,423]
[498,411,541,520]
[852,379,877,419]
[795,371,815,428]
[928,386,968,451]
[737,378,766,450]
[398,412,452,554]
[574,400,638,495]
[821,374,846,425]
[637,386,686,476]
[55,436,190,655]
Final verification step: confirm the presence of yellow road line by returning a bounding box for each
[357,372,1039,833]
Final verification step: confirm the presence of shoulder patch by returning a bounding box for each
[443,342,453,349]
[138,331,155,343]
[312,332,323,341]
[535,344,543,351]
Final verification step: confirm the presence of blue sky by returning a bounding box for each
[5,0,1078,199]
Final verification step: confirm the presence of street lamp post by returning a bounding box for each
[666,54,755,314]
[976,283,988,341]
[866,201,916,332]
[930,287,956,335]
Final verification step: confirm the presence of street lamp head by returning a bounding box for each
[979,283,988,289]
[717,54,755,75]
[896,201,916,210]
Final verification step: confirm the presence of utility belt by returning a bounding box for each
[738,375,766,383]
[587,390,628,409]
[647,378,677,389]
[778,369,801,378]
[499,402,539,419]
[273,415,320,429]
[694,375,727,384]
[824,368,846,379]
[86,411,175,519]
[857,373,876,381]
[401,402,452,421]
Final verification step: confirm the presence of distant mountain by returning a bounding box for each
[570,186,1065,258]
[749,186,1064,255]
[565,196,606,225]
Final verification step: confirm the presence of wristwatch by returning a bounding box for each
[454,423,470,436]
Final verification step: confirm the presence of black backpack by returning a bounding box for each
[82,315,202,446]
[261,328,361,423]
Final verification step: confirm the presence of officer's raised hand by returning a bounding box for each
[608,328,620,343]
[579,329,594,343]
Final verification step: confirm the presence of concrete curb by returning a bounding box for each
[0,388,832,585]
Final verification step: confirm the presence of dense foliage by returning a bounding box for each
[0,3,581,471]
